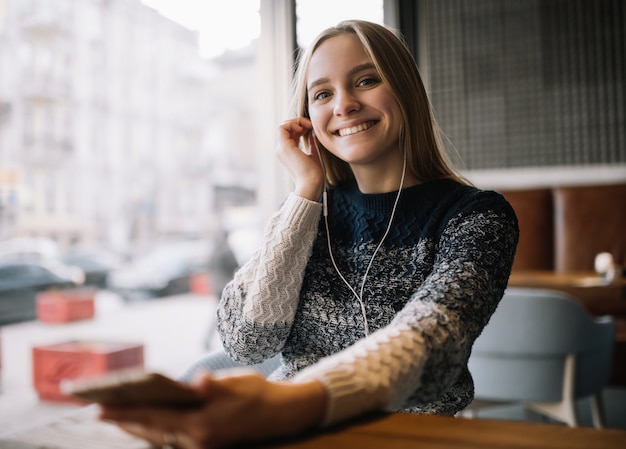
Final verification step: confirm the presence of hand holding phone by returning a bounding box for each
[62,369,204,409]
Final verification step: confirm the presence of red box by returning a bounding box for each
[32,340,144,403]
[190,272,214,295]
[36,289,96,323]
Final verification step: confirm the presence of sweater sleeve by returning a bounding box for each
[291,323,427,425]
[217,193,323,364]
[291,195,519,425]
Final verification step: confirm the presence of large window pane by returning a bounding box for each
[295,0,384,49]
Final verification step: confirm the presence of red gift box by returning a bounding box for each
[32,340,144,403]
[36,289,95,323]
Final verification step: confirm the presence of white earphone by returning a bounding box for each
[311,131,406,336]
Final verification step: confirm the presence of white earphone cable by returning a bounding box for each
[314,134,406,336]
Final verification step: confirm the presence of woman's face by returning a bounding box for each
[306,34,403,170]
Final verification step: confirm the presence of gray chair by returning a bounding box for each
[463,287,616,428]
[179,350,281,383]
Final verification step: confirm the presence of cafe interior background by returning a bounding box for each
[0,0,624,435]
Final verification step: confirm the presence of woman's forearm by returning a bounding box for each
[272,380,328,434]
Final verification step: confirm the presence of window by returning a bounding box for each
[295,0,384,49]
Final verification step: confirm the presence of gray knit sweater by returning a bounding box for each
[217,179,518,425]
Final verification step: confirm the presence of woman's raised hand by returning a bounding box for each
[276,117,325,202]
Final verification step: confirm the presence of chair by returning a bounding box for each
[179,350,281,383]
[463,287,616,428]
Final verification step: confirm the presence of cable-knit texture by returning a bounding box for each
[217,179,519,425]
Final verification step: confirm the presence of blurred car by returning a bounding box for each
[0,260,85,325]
[106,240,217,301]
[61,246,126,288]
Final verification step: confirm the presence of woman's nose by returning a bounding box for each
[333,90,360,116]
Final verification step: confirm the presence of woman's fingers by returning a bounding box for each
[279,117,313,147]
[117,421,202,449]
[277,117,324,201]
[115,421,166,447]
[102,406,207,449]
[100,404,179,427]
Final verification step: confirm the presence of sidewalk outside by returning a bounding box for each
[0,291,219,436]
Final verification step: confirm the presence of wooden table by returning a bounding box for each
[258,413,626,449]
[508,270,626,316]
[4,409,625,449]
[508,270,626,386]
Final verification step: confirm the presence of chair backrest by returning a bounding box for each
[553,184,626,273]
[469,287,616,402]
[500,188,554,271]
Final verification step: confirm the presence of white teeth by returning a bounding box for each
[337,122,374,137]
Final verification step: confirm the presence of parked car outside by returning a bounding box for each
[61,246,126,288]
[106,240,217,301]
[0,260,85,325]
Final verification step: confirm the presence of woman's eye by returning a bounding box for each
[358,77,379,87]
[313,91,331,101]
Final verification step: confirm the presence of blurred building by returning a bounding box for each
[0,0,260,252]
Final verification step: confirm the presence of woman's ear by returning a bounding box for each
[309,130,325,158]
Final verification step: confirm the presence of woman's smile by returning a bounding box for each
[335,120,378,137]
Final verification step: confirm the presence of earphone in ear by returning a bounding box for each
[311,130,329,217]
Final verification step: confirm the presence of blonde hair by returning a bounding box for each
[292,20,466,186]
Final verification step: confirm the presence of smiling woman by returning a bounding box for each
[96,19,519,449]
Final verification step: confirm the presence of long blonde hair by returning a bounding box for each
[292,20,466,187]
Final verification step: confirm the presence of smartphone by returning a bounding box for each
[62,369,204,409]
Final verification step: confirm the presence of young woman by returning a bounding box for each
[101,20,518,448]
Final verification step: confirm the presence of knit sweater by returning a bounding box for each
[217,178,519,426]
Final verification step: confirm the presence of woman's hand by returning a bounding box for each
[99,371,327,449]
[276,117,325,202]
